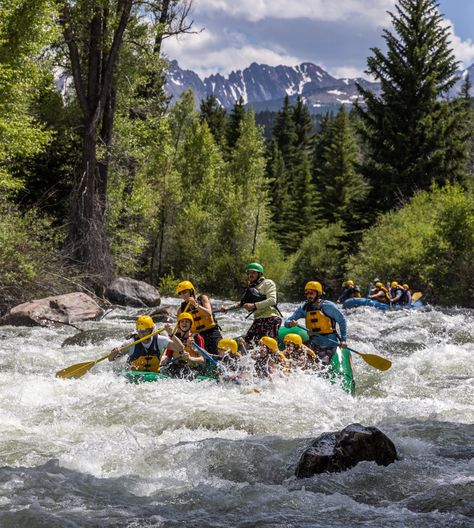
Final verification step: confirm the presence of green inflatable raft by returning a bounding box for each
[278,325,355,395]
[123,370,216,383]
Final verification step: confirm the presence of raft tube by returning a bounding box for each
[342,297,424,311]
[330,347,356,396]
[121,370,216,384]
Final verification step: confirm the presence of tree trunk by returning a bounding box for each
[69,124,114,286]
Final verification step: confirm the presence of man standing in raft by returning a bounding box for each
[285,281,348,365]
[223,262,282,345]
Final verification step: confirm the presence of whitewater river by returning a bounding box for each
[0,298,472,527]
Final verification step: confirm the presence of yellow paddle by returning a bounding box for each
[55,326,165,379]
[296,325,392,371]
[343,345,392,371]
[412,291,423,302]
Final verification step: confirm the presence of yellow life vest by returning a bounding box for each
[305,302,336,335]
[181,298,217,333]
[350,290,361,298]
[376,286,391,304]
[191,308,216,333]
[129,354,161,372]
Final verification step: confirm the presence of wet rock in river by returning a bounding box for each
[1,293,104,327]
[61,328,117,347]
[105,277,161,307]
[295,423,398,478]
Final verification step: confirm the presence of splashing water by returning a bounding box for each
[0,299,472,527]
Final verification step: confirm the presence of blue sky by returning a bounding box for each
[162,0,474,79]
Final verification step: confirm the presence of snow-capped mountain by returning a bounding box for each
[165,60,380,113]
[165,60,474,114]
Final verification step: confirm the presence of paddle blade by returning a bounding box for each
[56,360,97,379]
[356,351,392,371]
[55,353,110,379]
[412,291,423,302]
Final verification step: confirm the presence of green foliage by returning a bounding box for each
[157,273,180,297]
[421,187,474,306]
[200,94,227,148]
[0,0,57,193]
[356,0,469,216]
[346,185,474,306]
[268,96,322,252]
[289,223,347,300]
[0,203,62,295]
[226,97,245,150]
[313,107,370,234]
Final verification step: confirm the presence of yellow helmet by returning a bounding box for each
[136,315,154,330]
[304,281,323,295]
[343,279,354,287]
[403,283,409,289]
[176,280,195,294]
[375,282,383,288]
[391,281,399,288]
[177,312,194,323]
[217,338,238,355]
[283,333,303,347]
[259,336,279,352]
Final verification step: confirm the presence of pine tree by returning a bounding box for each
[458,75,474,182]
[313,107,369,233]
[226,97,245,150]
[356,0,469,215]
[272,96,297,164]
[200,94,227,148]
[292,96,314,151]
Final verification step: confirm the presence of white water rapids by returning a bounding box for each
[0,298,472,527]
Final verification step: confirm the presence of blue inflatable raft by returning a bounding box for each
[342,297,424,311]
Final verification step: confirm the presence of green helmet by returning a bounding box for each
[245,262,264,273]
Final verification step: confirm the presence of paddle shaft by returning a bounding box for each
[56,326,165,379]
[192,342,219,366]
[212,305,241,317]
[294,324,391,371]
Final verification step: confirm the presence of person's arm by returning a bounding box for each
[165,334,184,354]
[284,304,306,327]
[160,349,174,366]
[108,338,135,361]
[252,279,277,311]
[338,289,349,303]
[322,302,348,344]
[191,294,213,317]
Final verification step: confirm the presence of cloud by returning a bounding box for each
[193,0,395,25]
[330,65,367,79]
[162,1,474,81]
[163,31,301,78]
[443,19,474,68]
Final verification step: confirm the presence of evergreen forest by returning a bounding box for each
[1,0,474,311]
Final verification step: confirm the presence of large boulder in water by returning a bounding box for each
[295,423,398,478]
[105,277,161,307]
[1,292,104,327]
[147,305,176,322]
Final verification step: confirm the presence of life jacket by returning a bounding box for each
[399,288,410,305]
[180,295,217,333]
[240,277,267,305]
[374,285,391,304]
[391,286,405,305]
[240,277,282,317]
[304,300,336,335]
[348,286,361,298]
[168,332,203,366]
[128,335,163,372]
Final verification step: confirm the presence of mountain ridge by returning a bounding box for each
[165,59,474,114]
